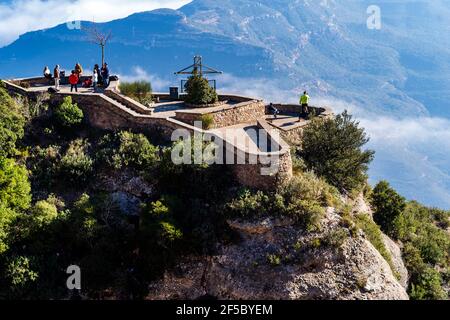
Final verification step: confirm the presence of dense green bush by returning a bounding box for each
[371,181,406,238]
[0,87,25,157]
[4,256,38,291]
[59,139,93,184]
[28,145,61,188]
[0,157,31,213]
[184,75,218,105]
[282,171,341,209]
[119,81,153,105]
[140,199,183,263]
[370,182,450,300]
[96,131,159,171]
[54,96,83,128]
[410,267,447,300]
[227,190,272,218]
[301,111,374,192]
[29,200,59,229]
[227,172,341,232]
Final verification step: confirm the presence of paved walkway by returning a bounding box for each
[27,83,99,94]
[265,113,310,131]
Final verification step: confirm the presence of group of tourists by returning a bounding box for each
[43,62,110,92]
[268,91,310,121]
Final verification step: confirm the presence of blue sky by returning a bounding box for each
[0,0,192,47]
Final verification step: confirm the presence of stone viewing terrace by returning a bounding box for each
[2,75,333,190]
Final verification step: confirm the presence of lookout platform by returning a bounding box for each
[2,75,333,190]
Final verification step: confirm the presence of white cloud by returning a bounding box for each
[217,73,450,209]
[119,66,170,91]
[0,0,192,47]
[316,97,450,209]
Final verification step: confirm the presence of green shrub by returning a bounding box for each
[267,254,282,266]
[0,154,31,254]
[382,199,450,300]
[28,145,61,188]
[394,202,450,265]
[140,199,183,249]
[59,139,93,184]
[282,171,341,208]
[184,75,218,105]
[431,208,450,229]
[402,243,426,276]
[301,111,375,192]
[0,157,31,212]
[371,181,406,238]
[409,267,447,300]
[0,205,17,254]
[0,87,25,157]
[30,200,59,229]
[5,256,38,290]
[200,114,215,130]
[227,190,271,218]
[97,131,159,171]
[285,199,325,232]
[54,96,83,128]
[119,81,153,105]
[158,221,183,243]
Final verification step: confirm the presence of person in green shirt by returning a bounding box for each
[300,91,310,119]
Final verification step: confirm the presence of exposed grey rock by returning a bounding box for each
[382,234,409,289]
[147,210,409,300]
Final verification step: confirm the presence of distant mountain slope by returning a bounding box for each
[1,0,450,116]
[0,9,274,81]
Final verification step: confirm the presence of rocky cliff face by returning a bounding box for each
[147,206,409,300]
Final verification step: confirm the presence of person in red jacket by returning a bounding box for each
[69,70,79,92]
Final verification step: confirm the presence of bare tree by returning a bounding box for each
[83,25,112,66]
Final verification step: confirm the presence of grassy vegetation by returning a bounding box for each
[353,213,398,279]
[119,81,153,105]
[371,181,450,300]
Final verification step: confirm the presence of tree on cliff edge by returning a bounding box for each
[301,110,375,193]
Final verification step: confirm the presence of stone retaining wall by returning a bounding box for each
[4,77,295,191]
[175,100,266,128]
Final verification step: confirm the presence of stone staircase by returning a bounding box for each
[103,89,154,116]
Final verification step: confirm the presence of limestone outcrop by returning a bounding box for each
[147,209,409,300]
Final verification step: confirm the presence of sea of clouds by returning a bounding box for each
[185,72,450,209]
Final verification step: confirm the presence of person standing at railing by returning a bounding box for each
[269,103,280,119]
[75,63,83,80]
[101,63,110,87]
[93,69,98,91]
[43,66,51,79]
[53,65,60,90]
[69,70,79,92]
[299,91,310,120]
